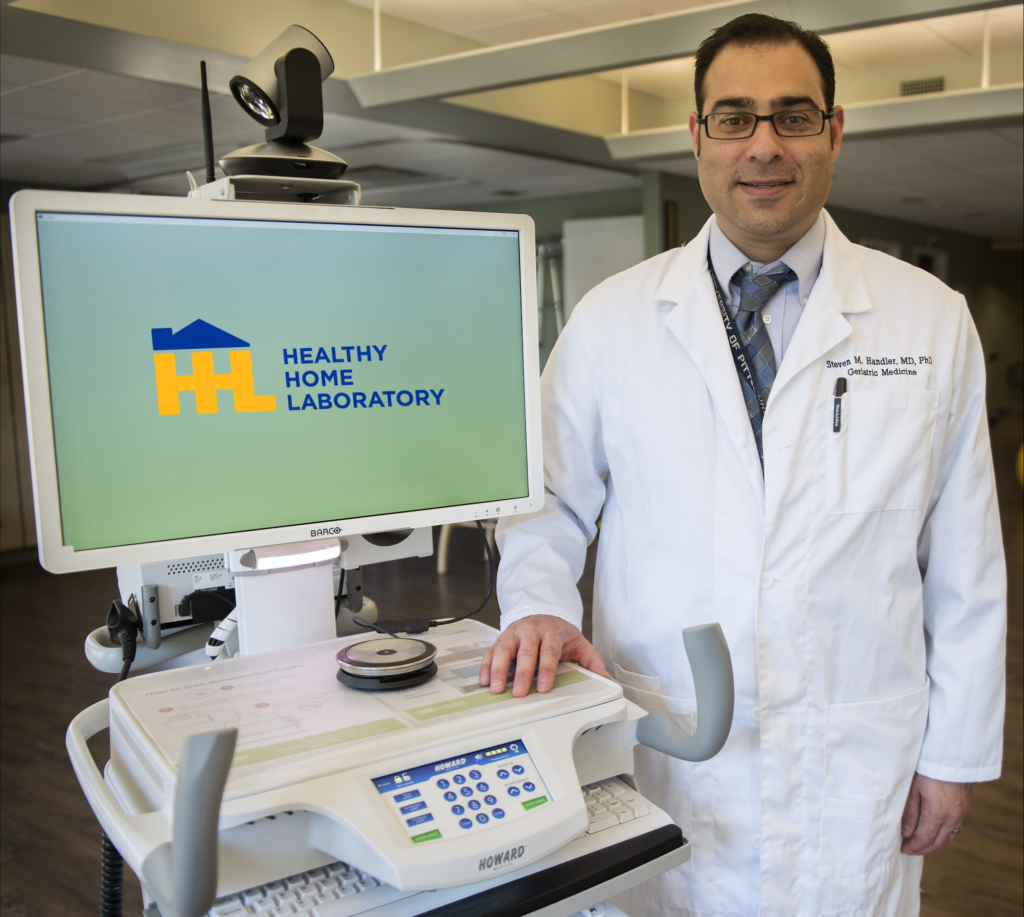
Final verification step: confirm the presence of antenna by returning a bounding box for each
[200,61,216,185]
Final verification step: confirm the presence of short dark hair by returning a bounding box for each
[693,13,835,116]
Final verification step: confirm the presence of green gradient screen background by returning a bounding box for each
[36,213,528,550]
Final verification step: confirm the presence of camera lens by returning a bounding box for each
[237,83,275,122]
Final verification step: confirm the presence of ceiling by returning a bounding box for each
[535,4,1023,106]
[346,0,734,46]
[0,52,637,206]
[1,2,1021,239]
[641,124,1024,237]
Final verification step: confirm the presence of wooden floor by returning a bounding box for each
[0,416,1019,917]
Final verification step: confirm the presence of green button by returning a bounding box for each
[411,828,442,843]
[522,796,548,811]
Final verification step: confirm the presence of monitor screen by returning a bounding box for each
[23,204,534,565]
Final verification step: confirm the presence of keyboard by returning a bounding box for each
[582,776,650,834]
[206,778,651,917]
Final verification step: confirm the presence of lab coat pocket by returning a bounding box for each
[827,390,938,514]
[820,682,929,911]
[619,678,694,872]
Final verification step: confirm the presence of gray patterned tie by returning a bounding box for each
[733,265,795,462]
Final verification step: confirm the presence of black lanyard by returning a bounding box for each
[706,251,766,421]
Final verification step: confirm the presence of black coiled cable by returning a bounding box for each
[99,600,139,917]
[100,832,124,917]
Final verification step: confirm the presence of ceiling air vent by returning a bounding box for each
[900,77,945,96]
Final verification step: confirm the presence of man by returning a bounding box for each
[482,13,1006,917]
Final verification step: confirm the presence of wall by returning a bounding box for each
[460,187,643,367]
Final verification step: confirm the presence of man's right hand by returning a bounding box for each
[479,614,610,697]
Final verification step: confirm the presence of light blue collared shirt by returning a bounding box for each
[708,213,825,365]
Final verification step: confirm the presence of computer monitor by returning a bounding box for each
[10,191,542,576]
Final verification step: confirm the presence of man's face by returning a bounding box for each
[688,41,844,248]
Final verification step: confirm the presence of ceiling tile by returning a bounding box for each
[890,131,1023,172]
[0,53,81,87]
[827,21,970,71]
[42,70,198,107]
[13,125,185,161]
[995,124,1023,147]
[461,11,588,44]
[537,0,715,28]
[0,85,154,125]
[0,110,79,136]
[923,6,1023,55]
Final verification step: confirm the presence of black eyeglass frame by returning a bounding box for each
[697,109,835,140]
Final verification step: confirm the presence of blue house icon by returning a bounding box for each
[151,320,250,351]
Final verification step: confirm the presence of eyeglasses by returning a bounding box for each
[698,109,833,139]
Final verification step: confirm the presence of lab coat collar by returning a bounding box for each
[769,210,871,398]
[654,210,873,508]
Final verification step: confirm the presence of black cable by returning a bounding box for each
[100,600,140,917]
[100,832,123,917]
[431,520,495,627]
[352,615,401,639]
[352,521,496,636]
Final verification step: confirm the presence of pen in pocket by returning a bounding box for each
[833,378,847,433]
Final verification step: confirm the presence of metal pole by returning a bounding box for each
[374,0,383,72]
[981,9,991,89]
[621,70,630,135]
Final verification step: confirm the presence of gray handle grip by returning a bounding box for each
[634,623,734,762]
[171,728,237,917]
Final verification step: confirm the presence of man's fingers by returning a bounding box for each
[536,631,564,692]
[513,632,541,697]
[479,644,495,686]
[487,636,518,694]
[901,798,943,855]
[578,645,610,679]
[901,781,922,839]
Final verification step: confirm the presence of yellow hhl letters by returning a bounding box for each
[154,350,276,415]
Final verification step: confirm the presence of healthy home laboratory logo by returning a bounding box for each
[151,320,276,415]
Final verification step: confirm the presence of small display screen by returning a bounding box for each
[373,740,549,844]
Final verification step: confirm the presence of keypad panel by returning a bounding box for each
[373,740,549,844]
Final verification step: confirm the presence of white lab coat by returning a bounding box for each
[495,212,1006,917]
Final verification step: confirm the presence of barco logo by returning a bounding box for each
[311,527,343,537]
[480,846,525,872]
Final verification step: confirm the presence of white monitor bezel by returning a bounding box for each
[10,190,543,573]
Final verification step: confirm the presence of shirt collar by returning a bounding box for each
[709,212,826,304]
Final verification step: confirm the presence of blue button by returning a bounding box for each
[400,801,427,814]
[496,769,509,779]
[493,808,506,819]
[460,818,473,829]
[453,774,466,785]
[523,781,535,792]
[476,782,489,792]
[476,813,489,824]
[460,786,473,797]
[451,804,465,815]
[406,813,434,827]
[436,779,449,790]
[444,791,456,802]
[513,765,525,775]
[484,795,497,806]
[469,769,482,780]
[507,786,520,797]
[395,790,421,802]
[469,799,481,810]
